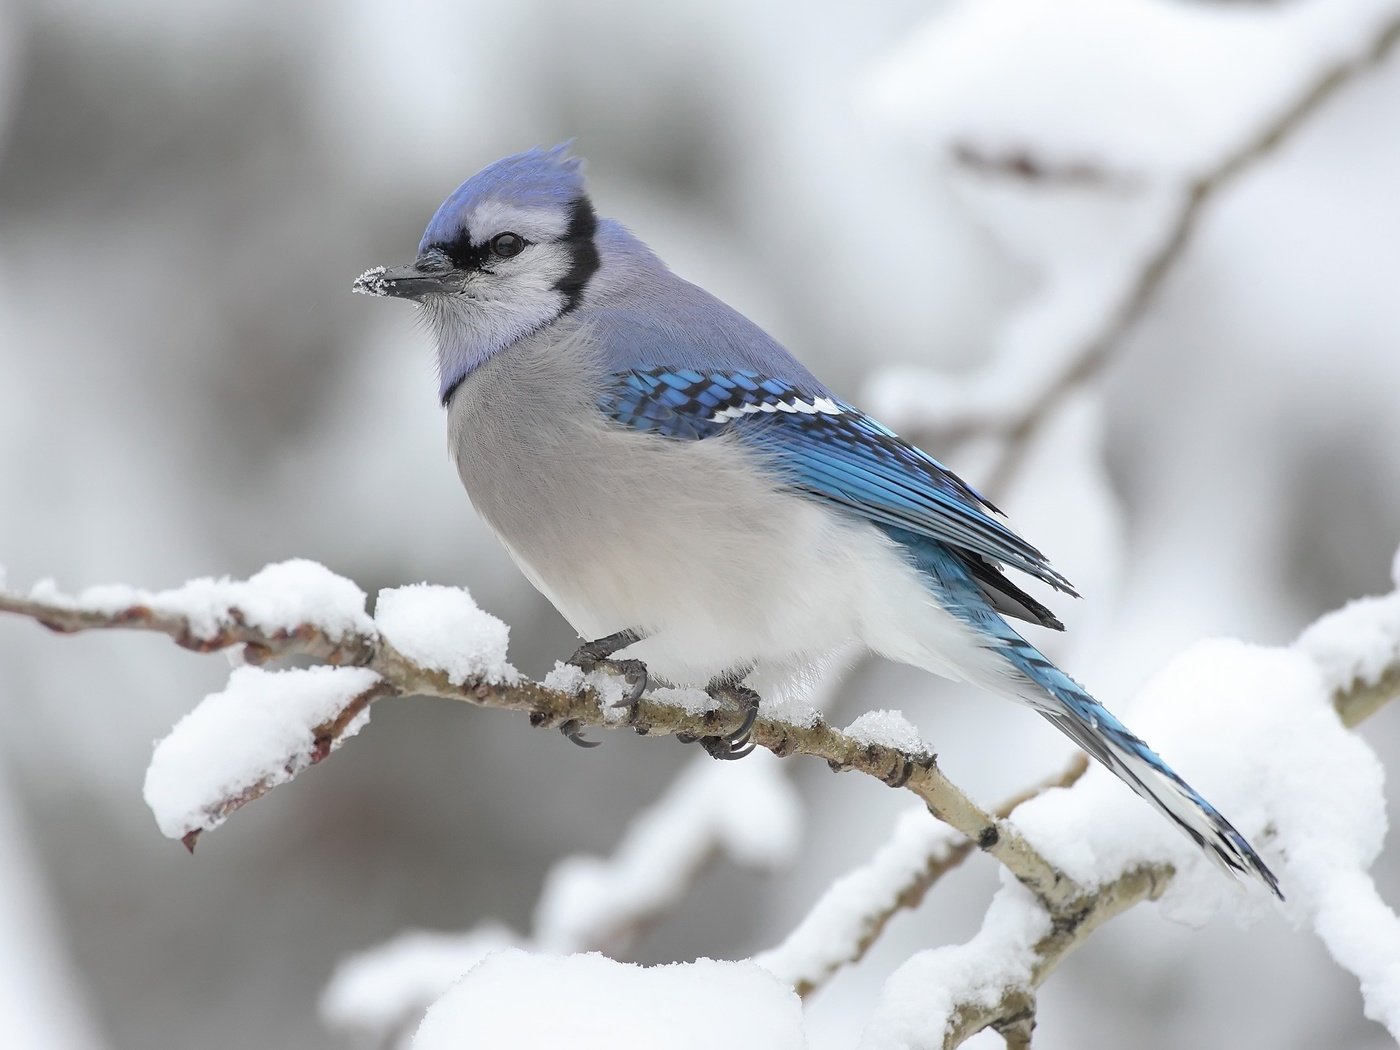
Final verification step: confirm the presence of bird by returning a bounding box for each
[354,143,1280,897]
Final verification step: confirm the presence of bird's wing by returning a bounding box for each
[598,367,1076,594]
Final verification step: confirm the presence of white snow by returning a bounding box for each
[351,264,389,295]
[867,0,1399,179]
[651,684,724,716]
[542,660,587,695]
[143,665,382,840]
[1295,583,1400,697]
[860,616,1400,1044]
[859,883,1048,1050]
[533,755,801,952]
[863,0,1400,467]
[411,950,807,1050]
[321,924,522,1045]
[28,559,374,644]
[757,806,963,990]
[843,710,927,753]
[373,583,517,685]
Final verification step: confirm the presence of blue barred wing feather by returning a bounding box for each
[599,368,1077,597]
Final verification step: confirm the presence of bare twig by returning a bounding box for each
[951,144,1134,190]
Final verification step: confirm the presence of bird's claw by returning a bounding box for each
[690,678,761,762]
[606,660,649,708]
[568,630,649,711]
[559,719,601,748]
[701,735,758,761]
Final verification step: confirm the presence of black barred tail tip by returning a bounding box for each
[1029,690,1283,900]
[1178,796,1282,900]
[1103,733,1283,900]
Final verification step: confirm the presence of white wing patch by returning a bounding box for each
[709,395,843,423]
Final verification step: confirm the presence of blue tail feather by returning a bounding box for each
[892,528,1282,898]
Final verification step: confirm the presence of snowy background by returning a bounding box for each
[1,1,1398,1047]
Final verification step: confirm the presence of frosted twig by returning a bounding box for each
[533,755,801,955]
[924,9,1400,496]
[0,572,1083,911]
[937,868,1168,1050]
[985,10,1400,493]
[175,676,395,853]
[876,637,1400,1049]
[759,757,1088,998]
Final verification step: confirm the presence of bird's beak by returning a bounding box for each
[352,263,462,301]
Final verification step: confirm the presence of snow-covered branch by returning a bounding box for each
[859,568,1400,1049]
[5,556,1399,1049]
[757,758,1088,999]
[866,1,1400,493]
[0,562,1082,911]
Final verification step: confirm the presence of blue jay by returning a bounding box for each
[355,145,1280,896]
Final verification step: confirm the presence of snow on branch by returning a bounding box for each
[5,558,1399,1048]
[412,951,807,1050]
[858,558,1400,1049]
[533,754,802,955]
[757,759,1088,999]
[864,0,1400,493]
[0,561,1084,912]
[144,665,391,849]
[320,925,523,1047]
[321,737,807,1047]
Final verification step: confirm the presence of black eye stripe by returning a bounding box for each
[432,234,490,273]
[427,230,533,272]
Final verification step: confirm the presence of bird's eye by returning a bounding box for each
[490,232,525,258]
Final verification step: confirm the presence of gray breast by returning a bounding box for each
[444,325,818,651]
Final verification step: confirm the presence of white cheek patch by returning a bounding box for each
[710,396,843,423]
[466,202,573,244]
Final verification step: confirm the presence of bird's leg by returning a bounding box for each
[568,628,650,711]
[694,668,760,761]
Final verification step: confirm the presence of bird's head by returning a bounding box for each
[355,143,601,401]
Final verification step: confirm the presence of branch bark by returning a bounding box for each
[0,585,1085,913]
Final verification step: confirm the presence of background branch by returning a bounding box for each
[975,6,1400,494]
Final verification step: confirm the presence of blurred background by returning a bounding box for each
[1,0,1398,1047]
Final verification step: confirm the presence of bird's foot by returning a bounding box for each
[558,719,600,749]
[568,629,650,710]
[692,674,760,761]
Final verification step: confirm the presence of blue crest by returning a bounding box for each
[419,143,587,251]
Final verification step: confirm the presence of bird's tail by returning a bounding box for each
[995,633,1281,898]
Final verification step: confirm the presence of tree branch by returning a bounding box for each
[0,579,1085,913]
[962,8,1400,495]
[759,757,1089,999]
[873,8,1400,499]
[178,677,396,852]
[934,648,1400,1049]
